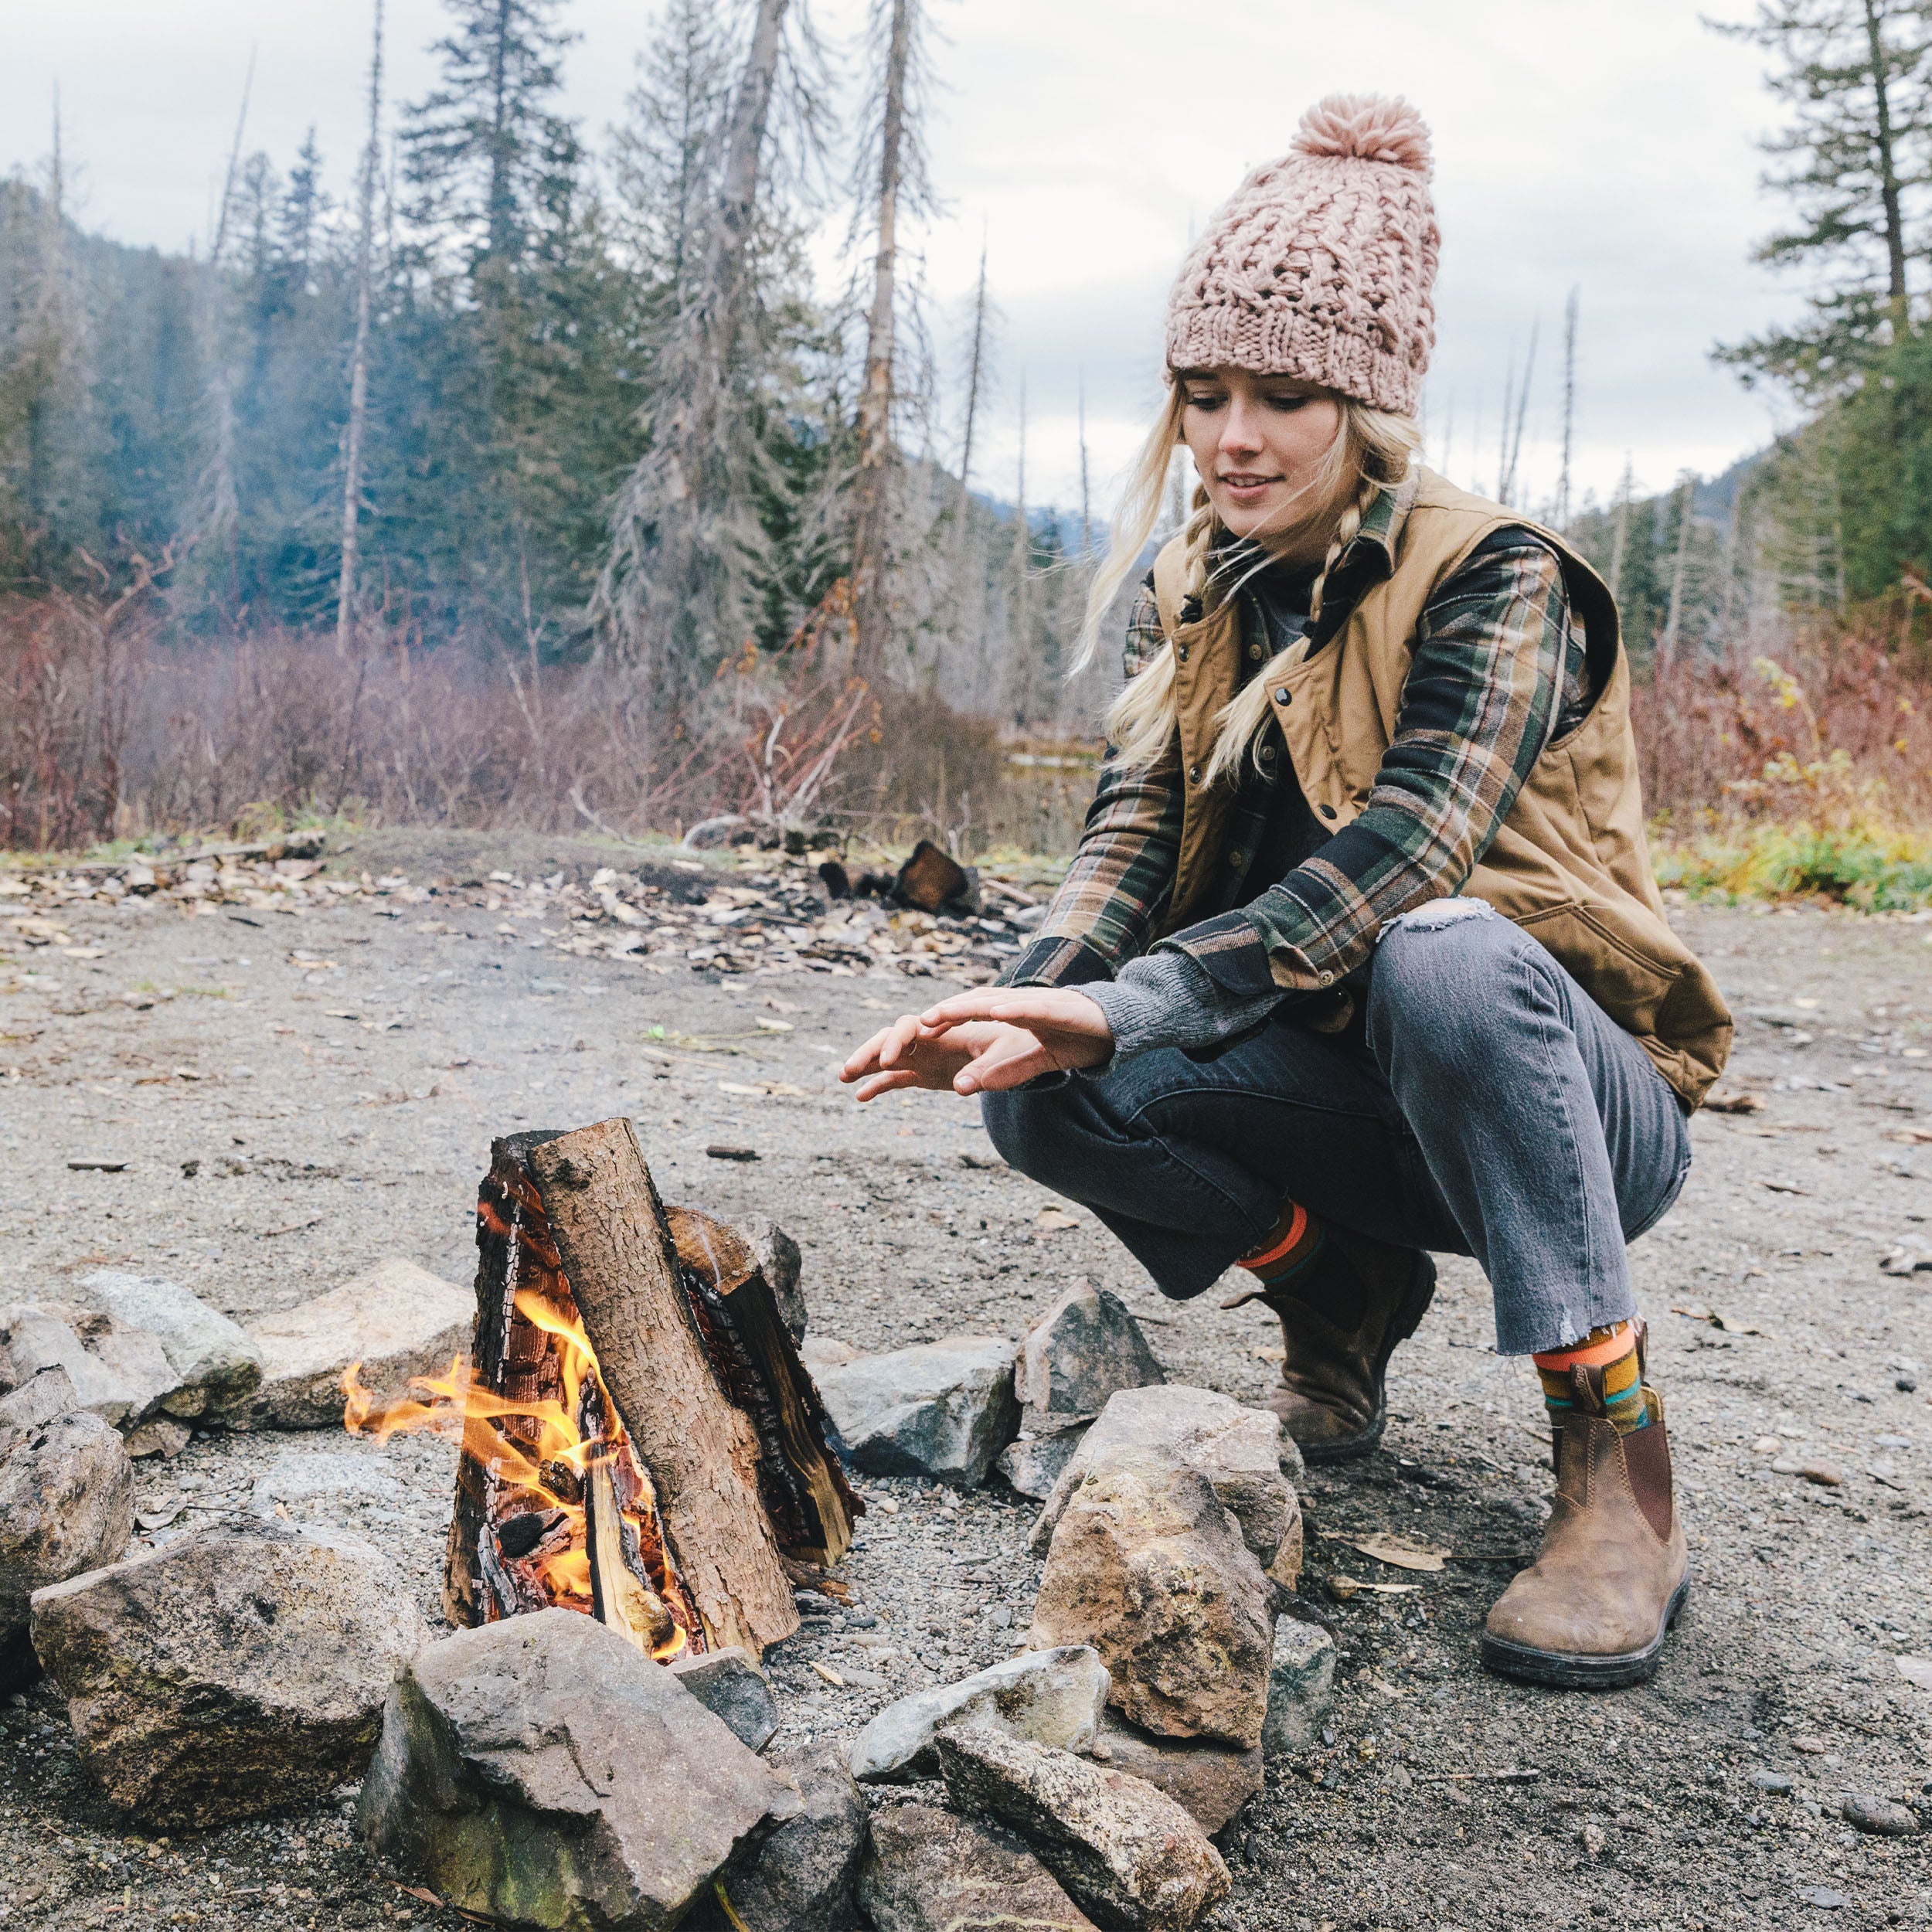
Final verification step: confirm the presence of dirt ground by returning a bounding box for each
[2,829,1930,1932]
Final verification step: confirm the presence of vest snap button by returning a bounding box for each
[1318,804,1337,820]
[1318,970,1335,986]
[1274,688,1291,706]
[1247,643,1262,662]
[1188,765,1202,784]
[1177,645,1189,663]
[1228,851,1244,869]
[1259,744,1275,763]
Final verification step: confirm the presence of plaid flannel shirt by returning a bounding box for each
[1002,485,1590,1002]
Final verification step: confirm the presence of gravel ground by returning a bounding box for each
[2,828,1930,1932]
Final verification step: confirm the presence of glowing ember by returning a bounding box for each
[343,1289,689,1659]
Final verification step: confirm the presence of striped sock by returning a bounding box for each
[1532,1321,1651,1434]
[1238,1200,1326,1287]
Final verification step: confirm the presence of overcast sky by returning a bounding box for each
[7,0,1809,524]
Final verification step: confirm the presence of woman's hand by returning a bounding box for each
[840,988,1115,1100]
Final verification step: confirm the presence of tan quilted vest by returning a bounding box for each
[1149,468,1732,1108]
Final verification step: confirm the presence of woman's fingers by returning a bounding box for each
[954,1028,1055,1096]
[841,1015,920,1082]
[850,1067,924,1103]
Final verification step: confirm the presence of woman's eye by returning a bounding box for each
[1185,392,1223,410]
[1266,394,1309,412]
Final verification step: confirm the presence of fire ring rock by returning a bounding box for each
[812,1336,1020,1488]
[0,1408,133,1691]
[857,1802,1099,1932]
[1029,1447,1274,1750]
[360,1608,804,1932]
[30,1522,426,1829]
[934,1727,1231,1932]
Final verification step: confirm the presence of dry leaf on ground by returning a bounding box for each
[1337,1532,1449,1573]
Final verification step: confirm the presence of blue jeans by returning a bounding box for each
[981,901,1692,1356]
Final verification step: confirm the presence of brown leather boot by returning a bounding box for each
[1224,1229,1436,1464]
[1481,1350,1690,1689]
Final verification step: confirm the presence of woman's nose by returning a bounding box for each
[1219,399,1265,457]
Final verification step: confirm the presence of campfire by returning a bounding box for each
[344,1119,858,1660]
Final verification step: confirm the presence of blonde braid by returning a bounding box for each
[1308,472,1381,625]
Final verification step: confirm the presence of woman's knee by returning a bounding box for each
[980,1084,1079,1189]
[1369,900,1558,1063]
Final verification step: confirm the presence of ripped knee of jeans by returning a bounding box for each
[1379,896,1499,938]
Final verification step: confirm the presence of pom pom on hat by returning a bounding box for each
[1164,92,1440,414]
[1291,94,1431,175]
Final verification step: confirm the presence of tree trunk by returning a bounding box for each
[1862,0,1911,334]
[337,0,385,656]
[851,0,915,681]
[1662,471,1694,665]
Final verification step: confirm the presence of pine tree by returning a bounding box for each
[1713,0,1932,393]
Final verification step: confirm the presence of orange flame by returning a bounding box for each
[342,1292,687,1658]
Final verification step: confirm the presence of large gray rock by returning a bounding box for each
[1091,1710,1261,1838]
[704,1744,866,1931]
[32,1522,426,1828]
[75,1270,263,1423]
[858,1803,1098,1932]
[1033,1385,1301,1590]
[1261,1615,1336,1760]
[360,1609,801,1931]
[0,1410,134,1667]
[0,1305,172,1432]
[1029,1445,1273,1750]
[669,1645,778,1753]
[815,1336,1019,1488]
[849,1645,1111,1784]
[247,1257,472,1430]
[935,1728,1230,1932]
[1015,1281,1165,1431]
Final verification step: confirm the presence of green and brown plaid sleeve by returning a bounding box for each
[1004,529,1585,1008]
[1169,531,1583,1001]
[1000,577,1185,988]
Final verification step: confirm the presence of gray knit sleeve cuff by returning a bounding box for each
[1078,946,1284,1075]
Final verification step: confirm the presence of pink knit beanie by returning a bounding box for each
[1165,94,1440,417]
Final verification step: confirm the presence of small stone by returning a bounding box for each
[815,1336,1020,1488]
[1032,1385,1301,1587]
[1262,1615,1336,1760]
[706,1145,760,1162]
[1029,1445,1273,1750]
[1749,1770,1794,1793]
[1898,1376,1919,1393]
[1,1410,134,1658]
[122,1418,192,1460]
[1090,1709,1261,1835]
[997,1424,1091,1502]
[857,1803,1097,1932]
[1015,1281,1165,1430]
[1842,1792,1919,1836]
[247,1259,471,1430]
[668,1645,778,1753]
[706,1743,866,1931]
[360,1609,800,1930]
[1896,1655,1932,1689]
[1768,1457,1843,1487]
[74,1270,264,1423]
[32,1522,425,1828]
[935,1727,1230,1932]
[1797,1886,1848,1909]
[849,1645,1110,1784]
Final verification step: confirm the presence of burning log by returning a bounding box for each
[347,1119,856,1664]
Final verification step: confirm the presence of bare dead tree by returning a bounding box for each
[1004,376,1034,724]
[196,53,256,567]
[1556,287,1578,529]
[337,0,386,656]
[594,0,794,688]
[849,0,918,682]
[953,227,989,553]
[1078,370,1092,558]
[1662,471,1695,665]
[1608,457,1634,611]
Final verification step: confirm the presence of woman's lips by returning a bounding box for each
[1219,475,1280,502]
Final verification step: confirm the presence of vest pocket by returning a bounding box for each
[1510,901,1685,1040]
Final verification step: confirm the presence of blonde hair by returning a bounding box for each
[1072,388,1422,783]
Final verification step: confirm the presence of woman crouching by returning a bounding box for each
[842,94,1731,1690]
